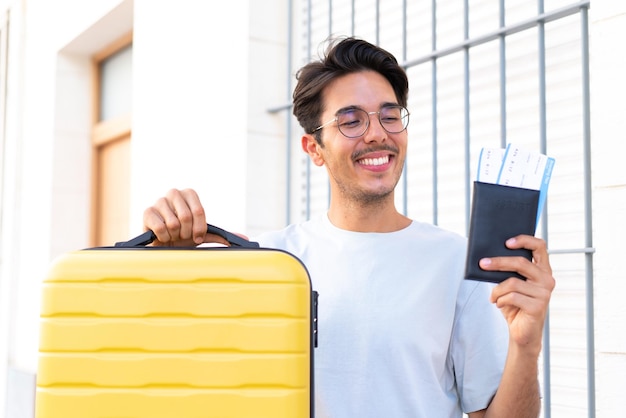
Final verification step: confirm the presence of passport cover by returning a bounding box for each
[464,181,540,283]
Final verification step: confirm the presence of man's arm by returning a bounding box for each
[475,235,555,418]
[466,347,541,418]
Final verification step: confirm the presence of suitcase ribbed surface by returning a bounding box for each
[36,248,313,418]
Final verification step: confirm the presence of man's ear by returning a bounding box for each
[301,134,325,167]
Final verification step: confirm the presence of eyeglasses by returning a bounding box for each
[313,105,410,138]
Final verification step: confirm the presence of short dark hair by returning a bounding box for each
[292,36,409,142]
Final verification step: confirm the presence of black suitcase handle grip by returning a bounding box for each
[115,224,260,248]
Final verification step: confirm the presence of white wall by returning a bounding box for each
[129,0,291,237]
[0,3,29,416]
[130,0,251,234]
[590,2,626,417]
[0,1,136,415]
[245,0,291,236]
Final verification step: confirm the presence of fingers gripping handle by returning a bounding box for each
[204,224,260,248]
[114,224,260,248]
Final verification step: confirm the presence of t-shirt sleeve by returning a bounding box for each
[450,280,509,413]
[253,230,287,250]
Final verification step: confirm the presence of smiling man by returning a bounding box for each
[302,71,408,231]
[143,37,555,418]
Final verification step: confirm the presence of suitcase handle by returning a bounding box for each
[114,224,260,248]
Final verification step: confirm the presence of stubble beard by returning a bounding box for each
[334,174,397,210]
[327,145,405,210]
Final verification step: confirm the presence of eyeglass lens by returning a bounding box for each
[337,106,409,138]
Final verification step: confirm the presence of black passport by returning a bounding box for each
[464,181,540,283]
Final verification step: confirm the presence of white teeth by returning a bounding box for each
[359,156,389,166]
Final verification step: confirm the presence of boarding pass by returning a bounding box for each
[477,143,555,226]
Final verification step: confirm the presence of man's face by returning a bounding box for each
[305,70,408,205]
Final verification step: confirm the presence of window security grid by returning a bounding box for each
[270,0,593,416]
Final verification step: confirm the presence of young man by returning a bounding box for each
[143,37,555,417]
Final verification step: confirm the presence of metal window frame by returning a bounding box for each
[271,1,594,416]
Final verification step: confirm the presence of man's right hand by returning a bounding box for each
[142,188,230,247]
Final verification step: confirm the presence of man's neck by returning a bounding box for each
[326,198,411,233]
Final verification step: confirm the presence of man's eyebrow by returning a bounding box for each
[334,102,401,115]
[381,101,401,108]
[334,105,361,115]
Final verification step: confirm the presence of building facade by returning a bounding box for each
[0,0,623,417]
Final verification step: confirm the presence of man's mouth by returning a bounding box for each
[357,155,390,166]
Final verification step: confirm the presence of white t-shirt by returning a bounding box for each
[255,215,508,418]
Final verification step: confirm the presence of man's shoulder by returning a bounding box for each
[406,220,467,248]
[254,218,323,249]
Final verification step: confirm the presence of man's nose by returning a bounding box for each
[363,112,387,142]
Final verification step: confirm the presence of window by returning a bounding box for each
[91,35,133,246]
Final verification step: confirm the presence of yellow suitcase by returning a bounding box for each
[36,225,317,418]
